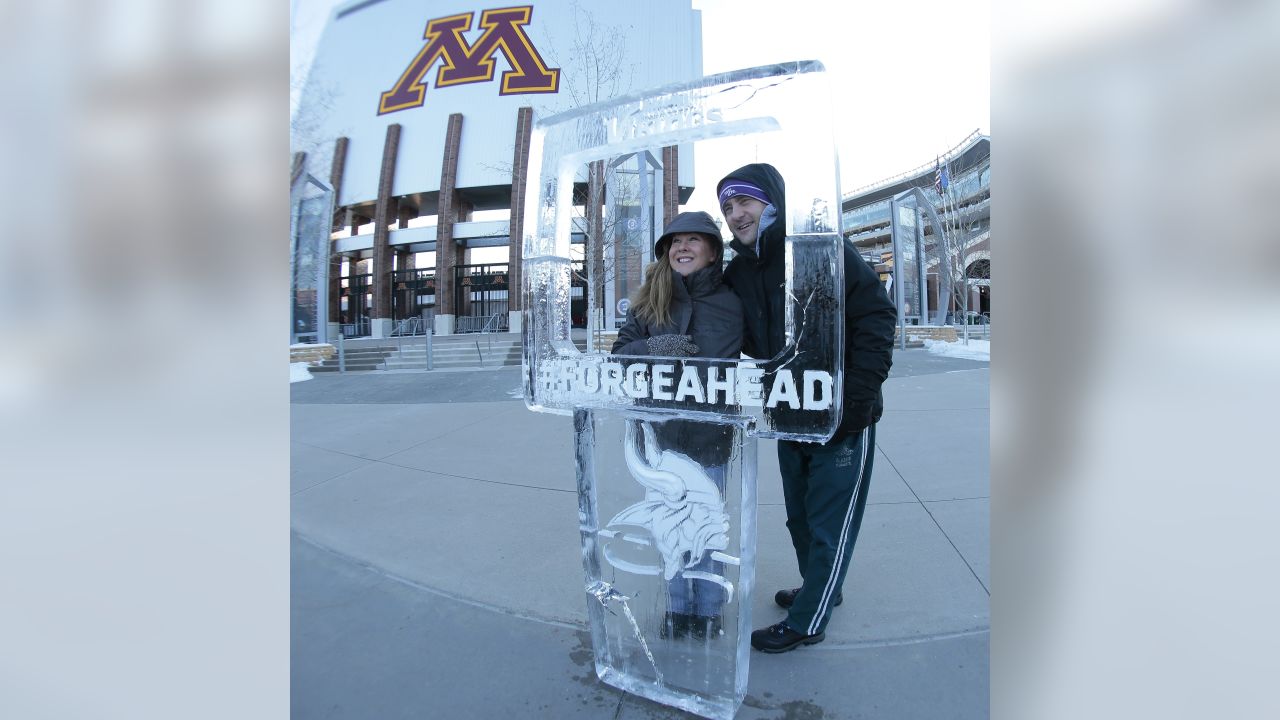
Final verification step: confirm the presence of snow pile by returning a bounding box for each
[290,362,314,383]
[923,338,990,362]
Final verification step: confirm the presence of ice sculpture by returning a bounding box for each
[290,172,335,344]
[523,61,844,720]
[608,421,734,586]
[578,412,755,719]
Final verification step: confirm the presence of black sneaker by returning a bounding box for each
[661,612,722,640]
[686,614,723,640]
[659,611,690,639]
[750,622,825,653]
[774,587,843,609]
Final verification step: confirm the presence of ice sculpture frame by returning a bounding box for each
[522,60,845,442]
[522,61,845,720]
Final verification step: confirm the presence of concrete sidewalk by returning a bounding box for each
[291,351,989,719]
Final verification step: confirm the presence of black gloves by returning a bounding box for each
[645,334,701,357]
[835,401,877,439]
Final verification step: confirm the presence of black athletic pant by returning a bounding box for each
[777,423,875,635]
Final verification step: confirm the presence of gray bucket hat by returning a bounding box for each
[654,211,724,258]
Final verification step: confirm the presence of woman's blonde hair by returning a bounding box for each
[630,255,676,328]
[629,234,722,328]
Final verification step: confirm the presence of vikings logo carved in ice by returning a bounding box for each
[599,421,739,601]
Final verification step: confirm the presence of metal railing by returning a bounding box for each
[454,315,486,333]
[388,316,435,371]
[391,316,428,337]
[958,311,991,340]
[340,318,370,338]
[473,312,507,366]
[455,312,507,334]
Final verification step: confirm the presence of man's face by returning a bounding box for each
[720,195,767,247]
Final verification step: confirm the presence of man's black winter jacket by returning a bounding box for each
[719,163,897,439]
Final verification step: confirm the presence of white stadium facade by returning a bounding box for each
[842,132,991,325]
[290,0,990,345]
[291,0,704,340]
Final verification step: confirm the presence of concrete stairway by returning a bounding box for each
[308,331,594,373]
[382,333,522,370]
[310,344,396,372]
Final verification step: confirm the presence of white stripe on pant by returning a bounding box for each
[807,426,869,636]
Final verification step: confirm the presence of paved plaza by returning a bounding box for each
[291,350,990,719]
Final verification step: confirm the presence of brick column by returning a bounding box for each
[393,198,418,322]
[456,197,475,319]
[370,124,401,338]
[661,145,679,226]
[506,106,533,332]
[397,197,416,229]
[345,210,369,233]
[394,247,414,322]
[434,113,464,334]
[327,137,349,339]
[329,138,349,230]
[396,247,415,269]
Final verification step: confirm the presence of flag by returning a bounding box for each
[934,157,950,197]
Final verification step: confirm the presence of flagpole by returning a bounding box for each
[945,181,955,332]
[933,157,947,328]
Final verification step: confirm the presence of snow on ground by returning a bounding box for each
[922,338,990,361]
[291,362,314,383]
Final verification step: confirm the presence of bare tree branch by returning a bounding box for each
[537,1,645,335]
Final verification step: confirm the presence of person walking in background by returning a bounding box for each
[612,210,744,640]
[717,163,896,653]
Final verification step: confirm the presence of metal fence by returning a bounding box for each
[340,318,370,338]
[393,268,435,323]
[455,312,506,333]
[453,263,511,333]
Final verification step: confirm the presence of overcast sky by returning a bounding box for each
[291,0,990,193]
[691,0,989,191]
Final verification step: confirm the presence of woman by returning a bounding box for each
[612,210,743,640]
[612,210,743,362]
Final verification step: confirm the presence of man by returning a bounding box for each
[718,163,896,653]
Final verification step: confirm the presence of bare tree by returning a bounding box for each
[470,2,655,342]
[538,2,647,339]
[290,1,353,178]
[933,151,991,342]
[541,0,638,109]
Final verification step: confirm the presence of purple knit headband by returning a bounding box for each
[718,181,770,206]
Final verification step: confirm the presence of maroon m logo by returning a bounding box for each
[379,6,560,115]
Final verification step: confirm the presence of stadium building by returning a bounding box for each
[290,0,704,343]
[841,131,991,326]
[291,0,989,352]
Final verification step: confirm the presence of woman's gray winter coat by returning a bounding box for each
[611,263,744,466]
[612,264,743,360]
